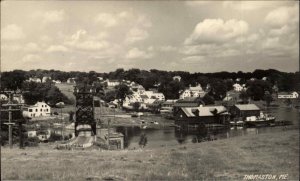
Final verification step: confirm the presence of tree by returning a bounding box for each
[239,90,249,104]
[115,84,132,106]
[264,91,273,107]
[202,94,215,105]
[132,102,141,112]
[139,133,147,148]
[209,79,227,100]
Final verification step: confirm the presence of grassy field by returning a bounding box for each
[55,83,76,103]
[1,129,299,180]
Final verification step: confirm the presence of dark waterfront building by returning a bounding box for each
[174,106,229,125]
[230,104,260,120]
[173,97,205,115]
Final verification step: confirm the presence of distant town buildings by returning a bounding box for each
[179,84,206,99]
[67,78,76,84]
[277,92,299,99]
[233,83,246,92]
[22,101,51,118]
[173,76,181,82]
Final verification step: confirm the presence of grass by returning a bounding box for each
[55,83,76,103]
[1,129,299,180]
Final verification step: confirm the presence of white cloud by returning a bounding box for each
[46,45,69,52]
[182,56,206,63]
[95,13,118,27]
[43,10,66,23]
[137,15,152,28]
[1,24,25,41]
[24,42,41,52]
[65,30,110,51]
[265,5,299,28]
[1,44,22,51]
[32,10,66,24]
[40,35,52,42]
[159,45,178,52]
[223,1,289,11]
[22,54,41,63]
[125,48,153,59]
[184,19,248,45]
[125,27,149,43]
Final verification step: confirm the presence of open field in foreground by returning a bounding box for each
[1,129,299,181]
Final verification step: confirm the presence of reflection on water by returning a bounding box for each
[114,107,299,149]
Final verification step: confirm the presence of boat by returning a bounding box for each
[244,112,275,127]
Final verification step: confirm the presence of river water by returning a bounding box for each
[113,107,299,149]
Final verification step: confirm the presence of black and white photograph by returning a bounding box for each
[1,0,299,180]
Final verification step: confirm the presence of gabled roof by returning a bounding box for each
[140,95,149,99]
[234,104,260,111]
[181,106,228,117]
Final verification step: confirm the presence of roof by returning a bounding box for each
[174,102,200,107]
[140,95,149,99]
[234,104,260,111]
[181,106,228,117]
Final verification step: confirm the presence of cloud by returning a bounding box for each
[65,29,110,51]
[184,19,248,45]
[32,10,66,24]
[125,27,149,43]
[1,24,25,40]
[223,1,290,11]
[137,15,152,28]
[95,13,117,27]
[43,10,66,23]
[22,54,41,63]
[265,5,298,28]
[1,44,22,51]
[24,42,41,52]
[46,45,69,52]
[159,45,178,52]
[182,56,206,63]
[125,48,153,59]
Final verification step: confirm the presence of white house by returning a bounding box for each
[52,80,62,84]
[0,94,8,101]
[67,78,76,84]
[28,77,42,83]
[42,76,51,83]
[97,77,104,81]
[22,102,51,118]
[233,83,243,92]
[179,84,206,99]
[278,92,299,99]
[173,76,181,81]
[105,79,120,87]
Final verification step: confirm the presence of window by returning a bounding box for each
[36,109,38,112]
[29,109,32,112]
[40,109,42,112]
[42,105,44,107]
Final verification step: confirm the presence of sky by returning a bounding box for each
[1,1,299,73]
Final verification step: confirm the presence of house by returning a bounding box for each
[278,92,299,99]
[13,94,25,104]
[233,83,244,92]
[42,76,51,83]
[179,84,206,99]
[105,79,120,87]
[173,76,181,81]
[52,80,62,84]
[160,99,177,113]
[0,94,8,101]
[230,104,260,119]
[97,77,104,81]
[28,77,42,83]
[173,97,205,115]
[67,78,76,84]
[174,106,229,125]
[22,102,51,118]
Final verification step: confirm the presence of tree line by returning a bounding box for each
[1,68,299,104]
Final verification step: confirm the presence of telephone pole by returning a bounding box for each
[1,91,23,149]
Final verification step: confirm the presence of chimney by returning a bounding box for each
[191,108,199,117]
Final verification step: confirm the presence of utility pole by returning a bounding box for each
[107,119,111,150]
[1,91,23,149]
